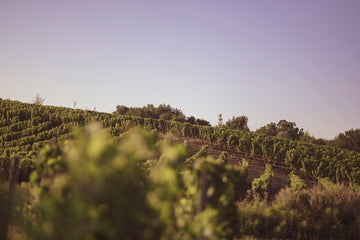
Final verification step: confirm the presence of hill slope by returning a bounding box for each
[167,135,315,195]
[0,98,359,189]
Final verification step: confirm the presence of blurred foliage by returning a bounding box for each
[318,177,335,188]
[13,125,248,240]
[239,184,360,239]
[218,151,228,164]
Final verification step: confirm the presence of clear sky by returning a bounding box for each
[1,0,359,139]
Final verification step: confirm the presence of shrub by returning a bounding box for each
[251,164,273,200]
[239,184,360,239]
[288,171,306,191]
[318,177,334,188]
[218,151,228,164]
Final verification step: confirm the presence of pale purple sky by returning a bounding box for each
[1,0,359,139]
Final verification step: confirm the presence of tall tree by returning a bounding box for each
[218,113,223,127]
[225,116,249,131]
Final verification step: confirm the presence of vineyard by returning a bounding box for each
[1,98,360,186]
[1,98,360,239]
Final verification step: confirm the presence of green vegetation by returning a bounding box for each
[225,116,249,131]
[1,98,360,186]
[238,184,360,239]
[1,98,360,239]
[2,124,360,239]
[256,120,360,154]
[288,171,306,191]
[218,151,228,164]
[114,103,211,126]
[251,164,274,200]
[332,128,360,152]
[3,125,249,239]
[256,119,304,140]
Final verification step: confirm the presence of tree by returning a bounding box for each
[300,132,327,145]
[114,104,210,126]
[195,118,211,126]
[276,120,303,140]
[256,122,277,136]
[187,116,196,124]
[32,94,45,105]
[225,116,249,131]
[333,129,360,152]
[218,113,223,127]
[256,120,303,140]
[115,105,129,115]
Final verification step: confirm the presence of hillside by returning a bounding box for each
[2,98,360,239]
[166,135,315,195]
[1,98,359,189]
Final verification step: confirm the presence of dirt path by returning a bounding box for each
[164,135,316,197]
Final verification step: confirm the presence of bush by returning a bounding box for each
[218,151,228,164]
[239,184,360,239]
[318,177,334,188]
[251,164,274,200]
[288,171,306,191]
